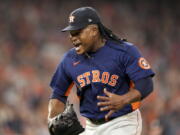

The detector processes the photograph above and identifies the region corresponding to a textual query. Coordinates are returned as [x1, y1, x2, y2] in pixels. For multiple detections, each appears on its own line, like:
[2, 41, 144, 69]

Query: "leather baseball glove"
[48, 103, 84, 135]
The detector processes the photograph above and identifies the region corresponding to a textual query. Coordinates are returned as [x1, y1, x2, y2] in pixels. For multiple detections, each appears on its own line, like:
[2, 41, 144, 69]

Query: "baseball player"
[48, 7, 155, 135]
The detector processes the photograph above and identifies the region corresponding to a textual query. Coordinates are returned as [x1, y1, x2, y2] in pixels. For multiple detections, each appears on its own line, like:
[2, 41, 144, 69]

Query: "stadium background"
[0, 0, 179, 135]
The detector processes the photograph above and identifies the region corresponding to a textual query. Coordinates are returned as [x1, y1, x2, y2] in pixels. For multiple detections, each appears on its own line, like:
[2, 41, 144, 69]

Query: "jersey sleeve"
[50, 53, 73, 103]
[123, 45, 155, 81]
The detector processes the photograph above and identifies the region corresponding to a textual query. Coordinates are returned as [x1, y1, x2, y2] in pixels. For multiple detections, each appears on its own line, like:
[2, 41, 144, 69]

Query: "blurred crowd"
[0, 0, 179, 135]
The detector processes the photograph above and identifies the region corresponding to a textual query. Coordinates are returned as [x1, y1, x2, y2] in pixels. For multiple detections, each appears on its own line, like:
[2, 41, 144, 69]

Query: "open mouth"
[74, 43, 82, 51]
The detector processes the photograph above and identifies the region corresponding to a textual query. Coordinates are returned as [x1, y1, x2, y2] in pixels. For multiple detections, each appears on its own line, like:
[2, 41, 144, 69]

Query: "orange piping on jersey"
[130, 81, 141, 110]
[131, 101, 141, 110]
[77, 95, 81, 100]
[130, 81, 135, 88]
[65, 82, 74, 96]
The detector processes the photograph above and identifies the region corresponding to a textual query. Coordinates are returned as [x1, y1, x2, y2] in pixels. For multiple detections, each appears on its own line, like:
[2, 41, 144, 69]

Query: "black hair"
[98, 22, 127, 43]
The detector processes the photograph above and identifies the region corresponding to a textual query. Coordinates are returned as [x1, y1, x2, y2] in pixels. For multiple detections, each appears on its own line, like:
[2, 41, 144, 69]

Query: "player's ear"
[91, 24, 99, 37]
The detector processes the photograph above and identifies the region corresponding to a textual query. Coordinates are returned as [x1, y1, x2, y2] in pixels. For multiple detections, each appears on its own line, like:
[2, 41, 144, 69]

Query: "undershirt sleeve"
[134, 76, 154, 99]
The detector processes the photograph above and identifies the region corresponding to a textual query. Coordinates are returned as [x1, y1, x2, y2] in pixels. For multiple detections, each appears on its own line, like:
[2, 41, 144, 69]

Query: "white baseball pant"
[79, 109, 142, 135]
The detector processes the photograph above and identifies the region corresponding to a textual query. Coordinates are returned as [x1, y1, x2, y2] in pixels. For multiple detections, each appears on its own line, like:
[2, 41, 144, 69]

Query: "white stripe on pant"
[79, 109, 142, 135]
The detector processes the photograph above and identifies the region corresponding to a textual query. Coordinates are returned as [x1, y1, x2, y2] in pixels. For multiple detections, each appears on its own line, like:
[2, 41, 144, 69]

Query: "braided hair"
[98, 22, 127, 43]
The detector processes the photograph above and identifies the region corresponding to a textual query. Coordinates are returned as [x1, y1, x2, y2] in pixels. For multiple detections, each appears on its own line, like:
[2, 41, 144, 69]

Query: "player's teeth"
[75, 46, 81, 51]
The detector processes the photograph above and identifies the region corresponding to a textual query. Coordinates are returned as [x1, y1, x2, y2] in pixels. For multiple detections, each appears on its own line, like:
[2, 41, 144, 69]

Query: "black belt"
[88, 117, 115, 125]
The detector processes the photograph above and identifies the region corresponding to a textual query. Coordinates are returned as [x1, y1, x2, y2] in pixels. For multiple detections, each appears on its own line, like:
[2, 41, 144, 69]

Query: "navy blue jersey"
[50, 40, 155, 119]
